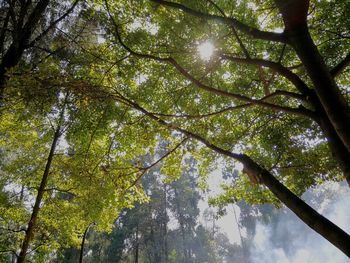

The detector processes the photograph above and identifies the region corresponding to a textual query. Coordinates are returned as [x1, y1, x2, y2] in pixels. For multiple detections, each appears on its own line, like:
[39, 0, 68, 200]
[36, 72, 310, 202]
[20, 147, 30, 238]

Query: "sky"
[199, 167, 350, 262]
[249, 182, 350, 263]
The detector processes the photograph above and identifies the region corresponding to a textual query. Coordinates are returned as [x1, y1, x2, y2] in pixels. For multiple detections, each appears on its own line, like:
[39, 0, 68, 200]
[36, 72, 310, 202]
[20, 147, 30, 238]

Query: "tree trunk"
[241, 154, 350, 257]
[79, 223, 95, 263]
[276, 0, 350, 154]
[0, 0, 50, 105]
[17, 106, 64, 263]
[317, 113, 350, 186]
[174, 187, 186, 263]
[134, 224, 139, 263]
[163, 184, 168, 263]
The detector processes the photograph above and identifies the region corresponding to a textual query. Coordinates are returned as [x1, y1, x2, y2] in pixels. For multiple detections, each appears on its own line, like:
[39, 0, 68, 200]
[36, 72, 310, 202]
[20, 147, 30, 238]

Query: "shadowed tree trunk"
[79, 222, 96, 263]
[0, 0, 50, 103]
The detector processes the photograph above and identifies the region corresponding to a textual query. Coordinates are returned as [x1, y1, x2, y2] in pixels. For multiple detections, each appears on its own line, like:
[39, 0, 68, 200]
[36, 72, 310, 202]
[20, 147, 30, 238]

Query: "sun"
[197, 41, 215, 61]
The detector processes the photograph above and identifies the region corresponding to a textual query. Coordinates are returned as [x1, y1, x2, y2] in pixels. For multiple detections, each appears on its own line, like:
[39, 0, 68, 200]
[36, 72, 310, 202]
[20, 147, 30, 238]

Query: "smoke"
[249, 182, 350, 263]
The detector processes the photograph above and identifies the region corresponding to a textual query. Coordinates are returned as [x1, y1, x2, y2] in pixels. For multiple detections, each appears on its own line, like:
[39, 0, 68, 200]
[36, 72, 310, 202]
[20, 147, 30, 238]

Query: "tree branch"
[167, 57, 315, 118]
[221, 54, 311, 96]
[104, 6, 313, 119]
[330, 52, 350, 78]
[110, 92, 350, 257]
[149, 0, 287, 43]
[127, 137, 188, 189]
[206, 0, 251, 58]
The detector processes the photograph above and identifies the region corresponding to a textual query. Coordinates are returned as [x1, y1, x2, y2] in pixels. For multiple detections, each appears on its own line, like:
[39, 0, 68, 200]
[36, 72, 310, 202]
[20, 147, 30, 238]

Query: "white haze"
[250, 182, 350, 263]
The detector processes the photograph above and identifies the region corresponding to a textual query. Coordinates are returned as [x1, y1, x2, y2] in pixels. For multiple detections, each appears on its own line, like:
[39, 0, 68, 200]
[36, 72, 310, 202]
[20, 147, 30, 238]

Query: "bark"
[241, 154, 350, 257]
[17, 108, 64, 263]
[276, 0, 350, 154]
[312, 95, 350, 186]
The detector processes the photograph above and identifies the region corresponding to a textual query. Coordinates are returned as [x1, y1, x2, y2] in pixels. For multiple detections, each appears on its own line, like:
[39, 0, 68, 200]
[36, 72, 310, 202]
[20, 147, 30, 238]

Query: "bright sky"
[198, 168, 243, 245]
[197, 41, 215, 61]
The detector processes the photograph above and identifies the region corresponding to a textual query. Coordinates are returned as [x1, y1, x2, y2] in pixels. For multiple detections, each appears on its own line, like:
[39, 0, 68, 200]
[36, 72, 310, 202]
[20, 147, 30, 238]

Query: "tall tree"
[0, 0, 80, 104]
[94, 0, 350, 256]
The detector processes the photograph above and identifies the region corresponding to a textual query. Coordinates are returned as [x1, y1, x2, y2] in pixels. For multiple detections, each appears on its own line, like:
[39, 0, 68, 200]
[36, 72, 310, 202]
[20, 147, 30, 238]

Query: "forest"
[0, 0, 350, 262]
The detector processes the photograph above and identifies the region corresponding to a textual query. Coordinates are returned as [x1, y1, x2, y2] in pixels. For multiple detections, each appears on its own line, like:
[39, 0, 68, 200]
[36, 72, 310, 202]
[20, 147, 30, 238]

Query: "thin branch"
[207, 0, 250, 58]
[0, 227, 27, 233]
[127, 137, 188, 189]
[167, 57, 314, 118]
[149, 89, 305, 119]
[109, 25, 313, 118]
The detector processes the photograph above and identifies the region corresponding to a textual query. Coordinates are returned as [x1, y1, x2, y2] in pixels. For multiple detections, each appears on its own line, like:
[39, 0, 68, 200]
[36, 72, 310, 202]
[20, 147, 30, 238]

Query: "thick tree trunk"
[304, 91, 350, 185]
[276, 0, 350, 154]
[291, 26, 350, 154]
[241, 154, 350, 257]
[317, 114, 350, 186]
[0, 45, 23, 104]
[17, 109, 64, 263]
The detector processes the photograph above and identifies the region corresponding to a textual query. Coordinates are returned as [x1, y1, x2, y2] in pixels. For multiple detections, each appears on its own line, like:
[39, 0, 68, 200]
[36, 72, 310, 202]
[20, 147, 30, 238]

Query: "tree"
[73, 154, 229, 263]
[2, 0, 350, 259]
[0, 0, 80, 104]
[94, 0, 350, 256]
[0, 73, 156, 261]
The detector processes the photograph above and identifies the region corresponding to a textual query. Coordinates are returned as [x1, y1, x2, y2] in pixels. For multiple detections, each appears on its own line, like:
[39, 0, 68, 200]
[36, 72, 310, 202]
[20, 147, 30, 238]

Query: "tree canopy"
[1, 0, 350, 261]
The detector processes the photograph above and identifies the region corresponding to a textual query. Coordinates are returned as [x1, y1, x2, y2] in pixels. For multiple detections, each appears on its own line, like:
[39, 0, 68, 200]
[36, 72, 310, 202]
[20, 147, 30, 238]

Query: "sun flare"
[198, 41, 215, 61]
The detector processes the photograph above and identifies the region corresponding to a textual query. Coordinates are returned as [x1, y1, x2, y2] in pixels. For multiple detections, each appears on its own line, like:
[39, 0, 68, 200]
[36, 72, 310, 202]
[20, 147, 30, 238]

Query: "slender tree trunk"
[232, 205, 247, 262]
[135, 224, 139, 263]
[241, 154, 350, 257]
[174, 187, 186, 263]
[163, 184, 168, 263]
[79, 222, 95, 263]
[17, 106, 64, 263]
